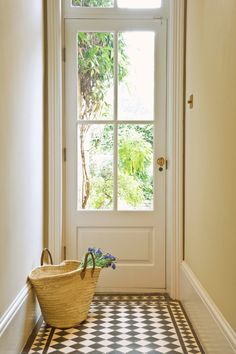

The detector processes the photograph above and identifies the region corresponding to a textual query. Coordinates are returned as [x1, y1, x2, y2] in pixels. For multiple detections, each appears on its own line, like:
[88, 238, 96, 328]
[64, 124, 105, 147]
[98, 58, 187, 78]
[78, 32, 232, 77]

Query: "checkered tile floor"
[22, 294, 204, 354]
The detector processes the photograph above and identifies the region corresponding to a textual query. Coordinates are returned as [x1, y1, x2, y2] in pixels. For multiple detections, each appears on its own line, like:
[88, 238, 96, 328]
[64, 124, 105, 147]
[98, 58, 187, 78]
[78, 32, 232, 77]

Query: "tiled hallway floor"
[22, 294, 204, 354]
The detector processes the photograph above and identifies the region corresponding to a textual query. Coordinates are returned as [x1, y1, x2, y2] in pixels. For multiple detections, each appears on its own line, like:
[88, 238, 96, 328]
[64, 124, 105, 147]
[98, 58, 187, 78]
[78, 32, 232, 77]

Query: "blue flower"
[95, 248, 103, 256]
[85, 247, 117, 270]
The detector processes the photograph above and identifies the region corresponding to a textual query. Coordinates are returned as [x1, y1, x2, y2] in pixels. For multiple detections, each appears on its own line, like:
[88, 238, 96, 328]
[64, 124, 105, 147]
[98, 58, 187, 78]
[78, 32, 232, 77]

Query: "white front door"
[65, 19, 167, 291]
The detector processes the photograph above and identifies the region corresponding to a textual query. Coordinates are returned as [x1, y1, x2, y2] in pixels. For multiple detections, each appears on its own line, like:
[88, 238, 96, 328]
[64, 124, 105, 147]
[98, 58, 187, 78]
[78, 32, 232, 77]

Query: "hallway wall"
[0, 0, 45, 351]
[184, 0, 236, 333]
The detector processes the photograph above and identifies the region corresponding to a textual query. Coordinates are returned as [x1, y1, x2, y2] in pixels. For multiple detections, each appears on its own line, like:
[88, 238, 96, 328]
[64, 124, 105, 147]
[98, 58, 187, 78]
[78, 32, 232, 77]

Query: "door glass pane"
[118, 32, 155, 121]
[72, 0, 114, 7]
[117, 0, 161, 8]
[118, 124, 154, 210]
[77, 124, 113, 210]
[77, 32, 114, 120]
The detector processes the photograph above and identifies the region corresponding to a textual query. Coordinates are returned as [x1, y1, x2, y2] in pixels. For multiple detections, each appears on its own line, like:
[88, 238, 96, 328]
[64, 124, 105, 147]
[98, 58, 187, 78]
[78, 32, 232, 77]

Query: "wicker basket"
[29, 249, 101, 328]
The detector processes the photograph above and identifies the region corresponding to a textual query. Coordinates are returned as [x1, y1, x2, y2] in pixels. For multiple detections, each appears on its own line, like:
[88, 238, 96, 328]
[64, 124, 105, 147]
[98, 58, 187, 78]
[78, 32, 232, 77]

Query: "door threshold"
[95, 287, 167, 294]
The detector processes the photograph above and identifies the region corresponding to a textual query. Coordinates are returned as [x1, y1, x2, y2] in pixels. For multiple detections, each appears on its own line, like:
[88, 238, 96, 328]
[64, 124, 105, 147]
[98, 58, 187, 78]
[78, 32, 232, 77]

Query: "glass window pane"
[117, 0, 161, 8]
[77, 32, 114, 120]
[118, 32, 155, 121]
[77, 124, 113, 210]
[72, 0, 114, 7]
[118, 124, 154, 210]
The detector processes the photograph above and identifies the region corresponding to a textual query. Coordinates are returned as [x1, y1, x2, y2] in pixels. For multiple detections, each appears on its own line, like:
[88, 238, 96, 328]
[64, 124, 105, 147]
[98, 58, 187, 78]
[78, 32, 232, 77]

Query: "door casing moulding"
[47, 0, 185, 297]
[47, 0, 63, 264]
[166, 0, 185, 299]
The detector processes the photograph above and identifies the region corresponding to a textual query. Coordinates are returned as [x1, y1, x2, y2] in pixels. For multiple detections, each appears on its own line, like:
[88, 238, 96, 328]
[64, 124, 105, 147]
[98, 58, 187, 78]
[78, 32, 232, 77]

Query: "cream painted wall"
[0, 0, 44, 318]
[185, 0, 236, 331]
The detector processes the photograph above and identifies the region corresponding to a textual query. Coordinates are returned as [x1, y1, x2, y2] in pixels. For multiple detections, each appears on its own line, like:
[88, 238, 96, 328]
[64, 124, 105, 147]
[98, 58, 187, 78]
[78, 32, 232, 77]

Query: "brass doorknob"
[157, 157, 165, 167]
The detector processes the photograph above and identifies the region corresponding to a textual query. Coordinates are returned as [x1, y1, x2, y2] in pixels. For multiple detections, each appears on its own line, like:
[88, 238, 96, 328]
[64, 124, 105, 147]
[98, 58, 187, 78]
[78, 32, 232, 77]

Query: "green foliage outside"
[118, 125, 153, 207]
[73, 0, 113, 7]
[78, 32, 113, 121]
[85, 124, 153, 210]
[77, 30, 129, 209]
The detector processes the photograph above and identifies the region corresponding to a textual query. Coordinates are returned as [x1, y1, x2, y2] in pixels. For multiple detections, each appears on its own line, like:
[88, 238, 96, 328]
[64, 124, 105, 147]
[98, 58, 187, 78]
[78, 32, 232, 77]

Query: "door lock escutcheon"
[157, 157, 166, 171]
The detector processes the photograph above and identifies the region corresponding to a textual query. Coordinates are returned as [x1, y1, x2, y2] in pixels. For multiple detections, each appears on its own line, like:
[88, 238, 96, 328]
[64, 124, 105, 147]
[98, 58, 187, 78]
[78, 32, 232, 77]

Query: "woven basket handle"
[40, 248, 53, 266]
[81, 252, 95, 273]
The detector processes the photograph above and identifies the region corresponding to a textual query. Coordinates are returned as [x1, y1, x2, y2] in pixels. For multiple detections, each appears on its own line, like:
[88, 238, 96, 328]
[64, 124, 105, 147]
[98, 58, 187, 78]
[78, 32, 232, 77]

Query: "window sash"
[76, 28, 157, 210]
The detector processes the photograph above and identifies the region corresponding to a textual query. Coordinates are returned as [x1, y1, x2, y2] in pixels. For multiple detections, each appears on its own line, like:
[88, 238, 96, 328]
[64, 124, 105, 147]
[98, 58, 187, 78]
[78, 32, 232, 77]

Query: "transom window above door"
[72, 0, 162, 9]
[64, 0, 168, 19]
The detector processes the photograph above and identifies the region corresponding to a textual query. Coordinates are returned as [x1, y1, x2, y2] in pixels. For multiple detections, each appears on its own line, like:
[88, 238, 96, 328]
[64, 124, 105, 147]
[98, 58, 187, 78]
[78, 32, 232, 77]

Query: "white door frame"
[46, 0, 185, 299]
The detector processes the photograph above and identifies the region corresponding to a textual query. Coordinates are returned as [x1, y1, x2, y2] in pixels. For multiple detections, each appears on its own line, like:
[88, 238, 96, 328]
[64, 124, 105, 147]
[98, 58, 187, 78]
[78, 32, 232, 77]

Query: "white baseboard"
[180, 261, 236, 354]
[0, 283, 41, 354]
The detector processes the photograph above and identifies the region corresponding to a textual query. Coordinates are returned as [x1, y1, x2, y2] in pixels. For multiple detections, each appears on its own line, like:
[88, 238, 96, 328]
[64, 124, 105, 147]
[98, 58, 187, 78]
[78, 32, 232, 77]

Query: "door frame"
[46, 0, 185, 299]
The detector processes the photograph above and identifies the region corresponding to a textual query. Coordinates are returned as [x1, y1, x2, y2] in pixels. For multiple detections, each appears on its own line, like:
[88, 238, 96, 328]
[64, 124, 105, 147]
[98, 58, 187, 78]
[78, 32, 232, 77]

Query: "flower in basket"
[80, 247, 117, 270]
